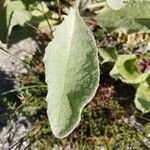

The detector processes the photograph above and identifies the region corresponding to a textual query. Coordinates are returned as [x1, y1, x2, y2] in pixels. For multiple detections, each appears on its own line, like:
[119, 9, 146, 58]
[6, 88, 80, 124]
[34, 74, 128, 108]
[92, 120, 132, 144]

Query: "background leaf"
[0, 0, 26, 42]
[43, 9, 100, 138]
[95, 0, 150, 33]
[99, 47, 117, 63]
[0, 0, 54, 43]
[110, 54, 149, 84]
[135, 76, 150, 113]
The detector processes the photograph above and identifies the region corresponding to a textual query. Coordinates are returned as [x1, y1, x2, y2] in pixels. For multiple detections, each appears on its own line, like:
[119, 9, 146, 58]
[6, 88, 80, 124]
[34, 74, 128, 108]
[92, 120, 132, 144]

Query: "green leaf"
[0, 41, 6, 49]
[135, 76, 150, 113]
[99, 47, 117, 63]
[28, 2, 56, 33]
[0, 0, 26, 42]
[95, 0, 150, 33]
[0, 0, 54, 43]
[110, 54, 149, 84]
[8, 10, 31, 37]
[43, 9, 100, 138]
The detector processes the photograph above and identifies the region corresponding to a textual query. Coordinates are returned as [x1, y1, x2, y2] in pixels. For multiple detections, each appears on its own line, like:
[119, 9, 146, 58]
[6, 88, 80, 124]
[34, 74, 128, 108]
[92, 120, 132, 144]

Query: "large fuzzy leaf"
[43, 9, 100, 138]
[110, 54, 149, 84]
[95, 0, 150, 33]
[135, 76, 150, 113]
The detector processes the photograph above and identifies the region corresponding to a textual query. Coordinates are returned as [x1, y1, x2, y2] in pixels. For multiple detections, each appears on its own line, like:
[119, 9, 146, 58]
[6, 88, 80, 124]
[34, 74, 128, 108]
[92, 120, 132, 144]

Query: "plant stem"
[0, 85, 47, 96]
[0, 46, 27, 65]
[75, 0, 81, 9]
[39, 2, 53, 33]
[57, 0, 61, 20]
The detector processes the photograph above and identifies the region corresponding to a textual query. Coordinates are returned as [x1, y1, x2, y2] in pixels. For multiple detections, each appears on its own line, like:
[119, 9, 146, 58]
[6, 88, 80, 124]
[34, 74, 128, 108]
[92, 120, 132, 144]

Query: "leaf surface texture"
[95, 0, 150, 33]
[43, 9, 99, 138]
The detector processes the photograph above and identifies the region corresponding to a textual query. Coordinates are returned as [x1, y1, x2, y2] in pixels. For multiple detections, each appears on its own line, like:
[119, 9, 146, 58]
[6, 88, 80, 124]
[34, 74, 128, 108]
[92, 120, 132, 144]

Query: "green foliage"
[95, 0, 150, 33]
[135, 76, 150, 113]
[99, 47, 117, 63]
[96, 0, 150, 114]
[16, 58, 149, 148]
[110, 54, 149, 84]
[20, 74, 150, 149]
[0, 0, 54, 43]
[0, 0, 26, 42]
[99, 47, 150, 113]
[0, 0, 150, 144]
[43, 9, 100, 138]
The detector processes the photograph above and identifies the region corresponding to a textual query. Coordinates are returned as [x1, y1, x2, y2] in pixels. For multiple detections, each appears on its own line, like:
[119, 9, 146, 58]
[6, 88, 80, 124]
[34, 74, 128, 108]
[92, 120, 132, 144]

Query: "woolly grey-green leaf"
[43, 9, 100, 138]
[95, 0, 150, 33]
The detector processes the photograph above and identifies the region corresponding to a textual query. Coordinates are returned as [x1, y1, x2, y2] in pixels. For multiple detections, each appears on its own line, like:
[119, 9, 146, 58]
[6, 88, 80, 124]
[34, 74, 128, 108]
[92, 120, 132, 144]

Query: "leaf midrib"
[57, 10, 77, 132]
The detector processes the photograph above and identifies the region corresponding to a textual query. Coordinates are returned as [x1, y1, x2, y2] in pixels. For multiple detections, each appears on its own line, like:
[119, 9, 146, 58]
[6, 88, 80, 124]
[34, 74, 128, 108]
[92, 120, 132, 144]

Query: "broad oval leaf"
[135, 76, 150, 113]
[43, 9, 100, 138]
[95, 0, 150, 33]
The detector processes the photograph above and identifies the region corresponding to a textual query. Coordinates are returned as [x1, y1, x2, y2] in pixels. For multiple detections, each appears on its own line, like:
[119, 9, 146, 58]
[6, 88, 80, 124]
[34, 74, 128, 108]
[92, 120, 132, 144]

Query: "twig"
[75, 0, 81, 9]
[135, 114, 150, 122]
[39, 2, 53, 33]
[57, 0, 62, 20]
[8, 135, 28, 150]
[0, 46, 27, 65]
